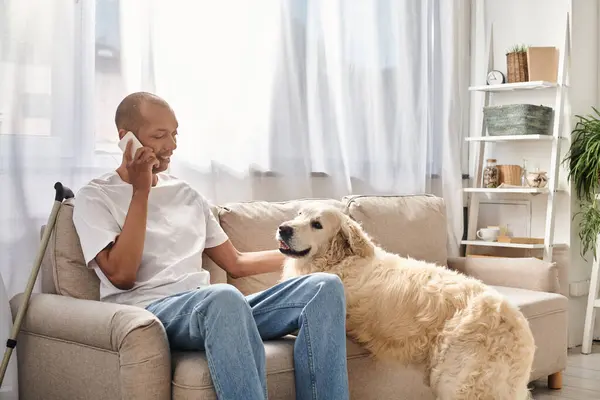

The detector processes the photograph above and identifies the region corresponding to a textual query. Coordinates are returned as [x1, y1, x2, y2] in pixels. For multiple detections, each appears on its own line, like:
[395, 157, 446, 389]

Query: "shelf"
[463, 187, 549, 194]
[461, 240, 545, 249]
[465, 134, 561, 142]
[468, 81, 558, 92]
[461, 240, 567, 250]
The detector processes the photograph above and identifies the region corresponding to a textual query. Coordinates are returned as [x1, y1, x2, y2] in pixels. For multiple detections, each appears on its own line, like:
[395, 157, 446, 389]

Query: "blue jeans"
[145, 273, 349, 400]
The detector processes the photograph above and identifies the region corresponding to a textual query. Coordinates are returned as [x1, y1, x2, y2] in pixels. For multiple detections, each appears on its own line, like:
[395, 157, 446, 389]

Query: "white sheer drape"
[0, 0, 469, 299]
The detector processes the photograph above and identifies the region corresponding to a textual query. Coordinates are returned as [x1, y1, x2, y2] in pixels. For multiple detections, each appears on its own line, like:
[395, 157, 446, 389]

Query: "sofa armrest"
[10, 292, 171, 399]
[447, 256, 560, 293]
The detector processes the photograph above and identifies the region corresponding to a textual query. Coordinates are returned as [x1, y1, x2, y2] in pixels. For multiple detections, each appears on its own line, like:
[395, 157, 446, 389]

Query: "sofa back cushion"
[41, 199, 101, 300]
[42, 194, 448, 299]
[344, 195, 448, 266]
[218, 199, 346, 295]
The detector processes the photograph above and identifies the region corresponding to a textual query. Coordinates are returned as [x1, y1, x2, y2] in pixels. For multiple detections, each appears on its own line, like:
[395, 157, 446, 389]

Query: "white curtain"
[0, 0, 470, 298]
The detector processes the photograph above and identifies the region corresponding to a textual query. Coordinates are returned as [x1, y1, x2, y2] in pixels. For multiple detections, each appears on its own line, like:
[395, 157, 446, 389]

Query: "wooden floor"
[531, 343, 600, 399]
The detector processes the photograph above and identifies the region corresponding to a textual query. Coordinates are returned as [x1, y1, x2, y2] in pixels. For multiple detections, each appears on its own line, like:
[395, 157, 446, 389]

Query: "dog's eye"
[311, 221, 323, 230]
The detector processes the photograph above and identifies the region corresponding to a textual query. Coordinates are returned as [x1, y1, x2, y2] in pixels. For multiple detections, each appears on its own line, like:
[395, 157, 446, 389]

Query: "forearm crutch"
[0, 182, 74, 388]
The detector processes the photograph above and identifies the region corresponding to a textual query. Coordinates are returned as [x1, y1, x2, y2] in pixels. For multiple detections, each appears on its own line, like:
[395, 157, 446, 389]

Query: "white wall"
[470, 0, 599, 347]
[567, 0, 600, 347]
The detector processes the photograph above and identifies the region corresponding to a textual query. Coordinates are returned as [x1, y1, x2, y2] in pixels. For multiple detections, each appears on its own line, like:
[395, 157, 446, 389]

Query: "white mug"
[476, 227, 500, 242]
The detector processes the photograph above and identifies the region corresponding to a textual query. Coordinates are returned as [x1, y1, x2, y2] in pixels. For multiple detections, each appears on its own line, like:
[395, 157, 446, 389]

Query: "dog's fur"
[277, 204, 536, 400]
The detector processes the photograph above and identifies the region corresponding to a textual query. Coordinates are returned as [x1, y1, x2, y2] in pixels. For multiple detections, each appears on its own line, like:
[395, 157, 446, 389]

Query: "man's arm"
[196, 189, 284, 278]
[94, 189, 149, 290]
[90, 144, 159, 290]
[204, 240, 285, 278]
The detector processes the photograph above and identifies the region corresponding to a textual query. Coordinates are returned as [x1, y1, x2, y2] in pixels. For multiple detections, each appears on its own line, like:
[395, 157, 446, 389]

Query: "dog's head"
[276, 204, 375, 265]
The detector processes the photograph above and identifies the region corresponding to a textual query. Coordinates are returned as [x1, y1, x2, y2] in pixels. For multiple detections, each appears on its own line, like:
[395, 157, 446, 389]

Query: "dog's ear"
[339, 218, 374, 258]
[325, 231, 350, 265]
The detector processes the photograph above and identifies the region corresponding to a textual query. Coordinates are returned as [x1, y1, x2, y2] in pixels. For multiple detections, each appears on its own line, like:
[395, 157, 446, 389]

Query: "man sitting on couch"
[72, 92, 349, 400]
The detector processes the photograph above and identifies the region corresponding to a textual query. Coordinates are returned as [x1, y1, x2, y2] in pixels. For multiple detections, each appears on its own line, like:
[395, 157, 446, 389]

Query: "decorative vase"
[507, 51, 529, 83]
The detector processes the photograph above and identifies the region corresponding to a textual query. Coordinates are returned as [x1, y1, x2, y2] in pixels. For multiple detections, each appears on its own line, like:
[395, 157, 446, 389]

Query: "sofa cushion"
[344, 195, 448, 266]
[172, 337, 296, 399]
[217, 199, 345, 295]
[171, 337, 434, 400]
[449, 257, 561, 294]
[42, 199, 100, 300]
[491, 285, 568, 320]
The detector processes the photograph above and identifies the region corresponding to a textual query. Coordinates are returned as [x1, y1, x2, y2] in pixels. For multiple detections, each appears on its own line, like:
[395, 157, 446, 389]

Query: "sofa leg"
[548, 371, 562, 390]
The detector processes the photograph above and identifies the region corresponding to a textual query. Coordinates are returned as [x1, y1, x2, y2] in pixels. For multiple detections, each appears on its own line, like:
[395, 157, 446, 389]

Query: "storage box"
[527, 47, 559, 83]
[484, 104, 553, 136]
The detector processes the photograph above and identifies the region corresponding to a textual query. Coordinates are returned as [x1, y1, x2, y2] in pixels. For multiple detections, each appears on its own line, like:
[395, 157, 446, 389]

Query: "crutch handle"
[54, 182, 74, 202]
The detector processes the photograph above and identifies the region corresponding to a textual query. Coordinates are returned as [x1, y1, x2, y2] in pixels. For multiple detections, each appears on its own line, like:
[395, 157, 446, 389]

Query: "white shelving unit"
[469, 80, 559, 92]
[464, 187, 552, 194]
[462, 240, 547, 249]
[463, 14, 570, 262]
[466, 134, 562, 143]
[583, 193, 600, 354]
[583, 219, 600, 354]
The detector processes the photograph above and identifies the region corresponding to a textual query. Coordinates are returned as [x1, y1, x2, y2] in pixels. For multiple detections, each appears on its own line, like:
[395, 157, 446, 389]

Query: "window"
[266, 2, 453, 177]
[0, 1, 53, 137]
[94, 0, 124, 150]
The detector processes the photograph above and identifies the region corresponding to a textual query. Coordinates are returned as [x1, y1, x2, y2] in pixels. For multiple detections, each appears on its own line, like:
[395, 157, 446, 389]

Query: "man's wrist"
[132, 188, 151, 198]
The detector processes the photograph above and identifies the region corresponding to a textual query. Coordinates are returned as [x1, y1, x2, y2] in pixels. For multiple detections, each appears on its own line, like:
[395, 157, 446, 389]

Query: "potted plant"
[506, 44, 529, 83]
[563, 106, 600, 260]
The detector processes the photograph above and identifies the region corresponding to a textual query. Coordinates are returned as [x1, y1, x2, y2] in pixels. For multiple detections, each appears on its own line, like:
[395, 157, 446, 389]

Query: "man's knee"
[306, 273, 345, 303]
[204, 283, 249, 312]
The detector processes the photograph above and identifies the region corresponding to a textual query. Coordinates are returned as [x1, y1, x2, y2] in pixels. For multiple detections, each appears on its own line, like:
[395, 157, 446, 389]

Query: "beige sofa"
[10, 194, 568, 399]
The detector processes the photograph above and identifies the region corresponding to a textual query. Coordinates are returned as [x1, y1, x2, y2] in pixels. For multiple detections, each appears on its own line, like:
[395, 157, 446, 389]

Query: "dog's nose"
[278, 225, 293, 239]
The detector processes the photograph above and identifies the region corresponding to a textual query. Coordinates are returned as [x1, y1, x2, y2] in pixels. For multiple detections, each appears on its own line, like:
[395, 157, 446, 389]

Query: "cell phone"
[118, 131, 143, 159]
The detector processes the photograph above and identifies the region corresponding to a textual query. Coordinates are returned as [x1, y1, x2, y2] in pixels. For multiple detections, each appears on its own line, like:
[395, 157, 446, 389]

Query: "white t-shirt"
[72, 171, 229, 309]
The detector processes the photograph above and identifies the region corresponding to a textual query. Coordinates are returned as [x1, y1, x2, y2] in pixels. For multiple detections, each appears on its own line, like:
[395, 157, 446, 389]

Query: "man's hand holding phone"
[122, 134, 160, 194]
[96, 132, 159, 291]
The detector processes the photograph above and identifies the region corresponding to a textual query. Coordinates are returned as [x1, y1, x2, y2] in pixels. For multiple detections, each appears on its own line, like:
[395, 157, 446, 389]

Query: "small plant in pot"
[506, 44, 529, 83]
[563, 106, 600, 260]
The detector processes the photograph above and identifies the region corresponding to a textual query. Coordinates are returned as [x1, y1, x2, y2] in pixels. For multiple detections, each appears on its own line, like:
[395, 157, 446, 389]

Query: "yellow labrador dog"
[277, 204, 535, 400]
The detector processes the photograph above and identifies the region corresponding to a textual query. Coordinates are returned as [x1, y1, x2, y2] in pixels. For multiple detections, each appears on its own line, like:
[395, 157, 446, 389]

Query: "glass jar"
[520, 159, 528, 187]
[483, 158, 498, 188]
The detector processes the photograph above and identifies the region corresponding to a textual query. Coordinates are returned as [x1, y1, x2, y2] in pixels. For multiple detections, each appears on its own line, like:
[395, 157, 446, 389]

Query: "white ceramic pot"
[0, 273, 18, 399]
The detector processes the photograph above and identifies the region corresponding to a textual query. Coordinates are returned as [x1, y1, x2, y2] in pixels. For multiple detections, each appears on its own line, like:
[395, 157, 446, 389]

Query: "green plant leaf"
[563, 107, 600, 203]
[506, 43, 529, 54]
[575, 199, 600, 261]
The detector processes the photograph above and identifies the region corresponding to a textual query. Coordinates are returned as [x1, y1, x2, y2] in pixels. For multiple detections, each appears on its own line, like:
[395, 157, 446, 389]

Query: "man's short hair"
[114, 92, 171, 131]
